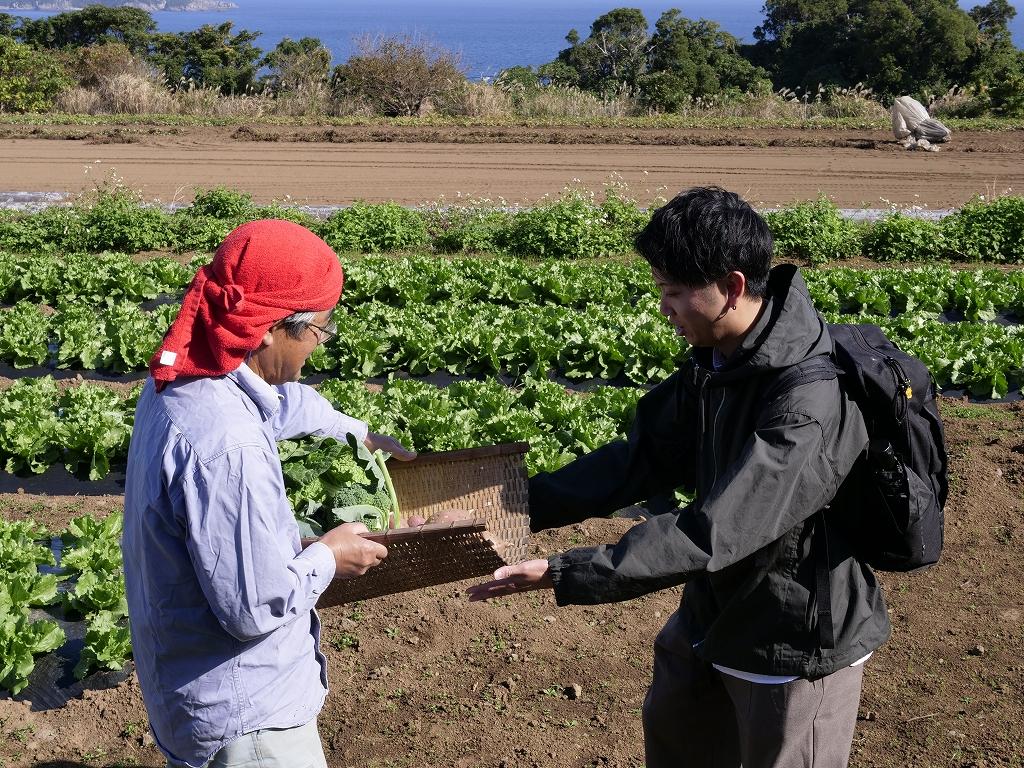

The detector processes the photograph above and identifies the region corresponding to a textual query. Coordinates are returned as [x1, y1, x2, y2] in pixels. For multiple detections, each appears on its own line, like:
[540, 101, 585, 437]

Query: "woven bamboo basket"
[311, 441, 531, 606]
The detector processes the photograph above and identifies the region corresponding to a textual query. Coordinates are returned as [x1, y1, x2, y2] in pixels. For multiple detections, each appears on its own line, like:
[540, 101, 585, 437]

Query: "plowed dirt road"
[1, 125, 1021, 208]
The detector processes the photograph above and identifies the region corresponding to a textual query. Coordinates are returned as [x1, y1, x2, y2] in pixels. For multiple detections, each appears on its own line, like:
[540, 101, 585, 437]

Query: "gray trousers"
[643, 617, 864, 768]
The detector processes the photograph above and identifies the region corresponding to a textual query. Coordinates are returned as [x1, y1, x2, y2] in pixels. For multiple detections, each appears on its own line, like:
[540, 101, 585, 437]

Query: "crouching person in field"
[468, 188, 888, 768]
[123, 219, 415, 768]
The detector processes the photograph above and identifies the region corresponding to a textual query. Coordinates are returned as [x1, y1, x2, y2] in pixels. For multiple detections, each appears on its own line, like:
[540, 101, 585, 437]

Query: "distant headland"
[0, 1, 236, 10]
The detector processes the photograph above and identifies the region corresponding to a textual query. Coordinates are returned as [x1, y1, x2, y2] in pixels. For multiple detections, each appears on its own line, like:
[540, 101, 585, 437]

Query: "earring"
[731, 304, 737, 310]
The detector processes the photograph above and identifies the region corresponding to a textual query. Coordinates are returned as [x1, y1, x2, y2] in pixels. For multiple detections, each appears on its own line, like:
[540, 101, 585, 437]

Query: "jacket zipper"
[709, 385, 726, 489]
[696, 367, 711, 484]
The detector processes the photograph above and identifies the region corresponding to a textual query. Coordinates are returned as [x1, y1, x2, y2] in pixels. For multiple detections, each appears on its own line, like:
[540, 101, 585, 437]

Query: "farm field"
[0, 125, 1022, 208]
[1, 183, 1023, 768]
[0, 404, 1022, 768]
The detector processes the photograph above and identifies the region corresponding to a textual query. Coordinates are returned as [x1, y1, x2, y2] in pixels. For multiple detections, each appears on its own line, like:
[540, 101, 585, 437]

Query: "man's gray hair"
[280, 311, 317, 340]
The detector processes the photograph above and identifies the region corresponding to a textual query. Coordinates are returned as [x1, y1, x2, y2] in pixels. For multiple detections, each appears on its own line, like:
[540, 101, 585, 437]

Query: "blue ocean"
[13, 0, 1024, 80]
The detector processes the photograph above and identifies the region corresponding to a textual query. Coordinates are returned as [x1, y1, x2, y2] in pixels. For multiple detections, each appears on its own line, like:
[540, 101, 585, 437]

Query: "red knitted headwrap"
[149, 219, 343, 387]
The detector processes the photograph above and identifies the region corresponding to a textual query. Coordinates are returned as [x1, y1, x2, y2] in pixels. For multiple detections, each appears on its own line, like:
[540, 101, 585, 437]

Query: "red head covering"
[149, 219, 343, 387]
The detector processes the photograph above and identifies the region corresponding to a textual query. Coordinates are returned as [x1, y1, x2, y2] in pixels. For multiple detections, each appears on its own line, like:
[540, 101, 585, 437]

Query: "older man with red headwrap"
[123, 220, 414, 768]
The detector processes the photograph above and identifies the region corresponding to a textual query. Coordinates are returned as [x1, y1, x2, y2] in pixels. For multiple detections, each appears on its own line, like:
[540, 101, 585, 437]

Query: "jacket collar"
[226, 363, 283, 420]
[694, 264, 832, 384]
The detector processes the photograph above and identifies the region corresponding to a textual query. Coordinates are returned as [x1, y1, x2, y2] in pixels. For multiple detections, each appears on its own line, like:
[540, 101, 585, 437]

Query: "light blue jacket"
[123, 364, 367, 767]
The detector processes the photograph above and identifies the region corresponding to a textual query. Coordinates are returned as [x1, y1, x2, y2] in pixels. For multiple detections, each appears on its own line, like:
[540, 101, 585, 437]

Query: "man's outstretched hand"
[465, 559, 553, 602]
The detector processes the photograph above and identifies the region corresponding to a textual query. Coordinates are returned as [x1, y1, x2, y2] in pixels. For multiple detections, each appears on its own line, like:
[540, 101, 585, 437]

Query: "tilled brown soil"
[0, 125, 1022, 208]
[0, 397, 1022, 768]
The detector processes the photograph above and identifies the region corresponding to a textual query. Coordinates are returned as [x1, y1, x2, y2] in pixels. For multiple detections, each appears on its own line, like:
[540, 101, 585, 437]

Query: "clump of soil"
[1, 397, 1021, 768]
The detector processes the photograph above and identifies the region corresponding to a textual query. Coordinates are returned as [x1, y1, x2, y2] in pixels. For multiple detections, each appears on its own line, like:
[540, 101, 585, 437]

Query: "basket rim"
[300, 518, 488, 550]
[387, 441, 530, 469]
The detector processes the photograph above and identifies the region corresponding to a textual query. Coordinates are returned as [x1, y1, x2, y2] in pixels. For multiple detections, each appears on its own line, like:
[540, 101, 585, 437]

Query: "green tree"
[856, 0, 975, 95]
[753, 0, 1020, 100]
[536, 59, 580, 88]
[260, 36, 332, 93]
[0, 13, 20, 37]
[17, 4, 155, 55]
[641, 11, 770, 109]
[150, 22, 262, 94]
[494, 65, 544, 106]
[0, 36, 73, 112]
[753, 0, 857, 90]
[964, 0, 1024, 115]
[550, 8, 650, 94]
[331, 35, 465, 116]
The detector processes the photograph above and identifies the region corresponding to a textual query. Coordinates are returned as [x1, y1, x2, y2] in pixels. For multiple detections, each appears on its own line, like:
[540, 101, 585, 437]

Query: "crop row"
[3, 299, 1024, 491]
[6, 247, 1024, 323]
[1, 185, 1023, 262]
[346, 260, 1024, 320]
[3, 293, 1024, 395]
[0, 514, 130, 696]
[0, 298, 684, 382]
[0, 301, 178, 372]
[0, 376, 643, 483]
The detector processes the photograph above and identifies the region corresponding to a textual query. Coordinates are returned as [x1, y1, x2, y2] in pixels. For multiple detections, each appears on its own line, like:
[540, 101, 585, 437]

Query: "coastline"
[0, 1, 235, 10]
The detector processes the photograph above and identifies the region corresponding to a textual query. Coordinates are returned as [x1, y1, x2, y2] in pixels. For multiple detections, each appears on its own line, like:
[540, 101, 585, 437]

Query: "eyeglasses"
[306, 319, 338, 345]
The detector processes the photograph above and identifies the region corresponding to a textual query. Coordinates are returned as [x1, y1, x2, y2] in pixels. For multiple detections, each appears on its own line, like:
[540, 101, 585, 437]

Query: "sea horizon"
[8, 0, 1024, 81]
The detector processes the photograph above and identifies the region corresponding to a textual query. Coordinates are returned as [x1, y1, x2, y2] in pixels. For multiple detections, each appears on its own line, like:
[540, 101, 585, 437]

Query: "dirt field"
[0, 398, 1022, 768]
[0, 125, 1022, 209]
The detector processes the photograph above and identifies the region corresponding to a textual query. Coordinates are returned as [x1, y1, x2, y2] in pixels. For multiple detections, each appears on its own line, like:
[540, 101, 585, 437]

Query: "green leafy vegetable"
[73, 610, 132, 680]
[281, 433, 398, 536]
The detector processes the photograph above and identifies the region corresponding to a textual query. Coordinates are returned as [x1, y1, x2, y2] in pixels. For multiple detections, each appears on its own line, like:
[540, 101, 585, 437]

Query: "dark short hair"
[635, 187, 772, 298]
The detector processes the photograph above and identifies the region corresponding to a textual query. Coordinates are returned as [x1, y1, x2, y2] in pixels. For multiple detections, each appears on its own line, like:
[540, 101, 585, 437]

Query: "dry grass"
[928, 85, 988, 119]
[100, 72, 175, 115]
[173, 84, 271, 118]
[47, 77, 907, 124]
[515, 85, 639, 119]
[54, 86, 101, 114]
[55, 46, 176, 115]
[658, 84, 887, 122]
[435, 81, 515, 118]
[55, 71, 173, 115]
[269, 82, 334, 117]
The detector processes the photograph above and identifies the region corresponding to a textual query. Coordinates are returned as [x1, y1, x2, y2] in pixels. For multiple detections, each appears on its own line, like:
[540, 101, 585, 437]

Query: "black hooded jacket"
[529, 265, 890, 678]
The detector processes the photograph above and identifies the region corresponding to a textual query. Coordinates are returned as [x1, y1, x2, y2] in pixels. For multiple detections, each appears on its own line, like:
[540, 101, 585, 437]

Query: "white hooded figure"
[891, 96, 951, 144]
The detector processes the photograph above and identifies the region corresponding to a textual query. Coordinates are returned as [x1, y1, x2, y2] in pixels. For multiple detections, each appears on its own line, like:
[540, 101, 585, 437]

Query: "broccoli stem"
[375, 450, 401, 528]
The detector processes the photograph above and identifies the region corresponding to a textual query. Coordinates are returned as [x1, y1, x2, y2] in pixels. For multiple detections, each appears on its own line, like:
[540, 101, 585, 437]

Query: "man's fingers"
[465, 559, 553, 601]
[465, 575, 525, 602]
[365, 432, 417, 461]
[390, 443, 417, 461]
[465, 581, 508, 602]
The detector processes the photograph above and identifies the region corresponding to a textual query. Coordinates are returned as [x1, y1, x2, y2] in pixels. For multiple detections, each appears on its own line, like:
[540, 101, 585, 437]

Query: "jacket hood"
[693, 264, 830, 384]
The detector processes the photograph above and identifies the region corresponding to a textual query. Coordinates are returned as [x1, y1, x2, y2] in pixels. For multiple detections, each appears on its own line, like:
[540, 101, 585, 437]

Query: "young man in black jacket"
[467, 187, 888, 768]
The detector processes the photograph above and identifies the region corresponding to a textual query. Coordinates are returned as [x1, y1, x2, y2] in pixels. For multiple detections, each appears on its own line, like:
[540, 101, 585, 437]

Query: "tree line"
[517, 0, 1022, 115]
[0, 1, 1020, 117]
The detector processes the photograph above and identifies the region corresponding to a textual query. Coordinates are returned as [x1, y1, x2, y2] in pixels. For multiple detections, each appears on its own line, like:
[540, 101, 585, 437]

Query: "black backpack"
[769, 323, 949, 573]
[768, 324, 948, 650]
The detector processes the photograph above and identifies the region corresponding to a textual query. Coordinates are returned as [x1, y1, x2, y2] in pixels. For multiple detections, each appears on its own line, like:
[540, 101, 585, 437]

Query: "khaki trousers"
[167, 718, 328, 768]
[643, 617, 864, 768]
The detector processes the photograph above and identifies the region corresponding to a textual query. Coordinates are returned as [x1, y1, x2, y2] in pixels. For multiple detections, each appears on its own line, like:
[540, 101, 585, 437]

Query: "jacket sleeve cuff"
[297, 541, 337, 595]
[547, 548, 600, 607]
[329, 412, 368, 445]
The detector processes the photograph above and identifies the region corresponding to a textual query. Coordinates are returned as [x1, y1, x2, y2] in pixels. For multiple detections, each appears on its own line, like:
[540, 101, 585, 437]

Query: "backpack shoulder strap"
[764, 353, 844, 652]
[764, 354, 841, 406]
